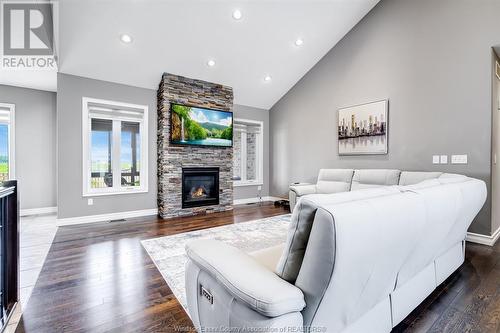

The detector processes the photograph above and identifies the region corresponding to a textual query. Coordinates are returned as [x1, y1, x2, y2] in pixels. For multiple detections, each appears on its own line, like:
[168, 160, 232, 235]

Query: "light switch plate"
[440, 155, 448, 164]
[88, 198, 94, 206]
[451, 154, 468, 164]
[432, 155, 440, 164]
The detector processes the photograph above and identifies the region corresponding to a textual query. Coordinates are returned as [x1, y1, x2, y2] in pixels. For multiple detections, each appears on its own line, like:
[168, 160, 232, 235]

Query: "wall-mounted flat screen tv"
[170, 103, 233, 147]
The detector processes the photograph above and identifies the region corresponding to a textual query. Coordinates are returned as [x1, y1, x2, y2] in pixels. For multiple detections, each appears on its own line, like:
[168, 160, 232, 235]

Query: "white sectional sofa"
[185, 169, 486, 333]
[290, 169, 445, 212]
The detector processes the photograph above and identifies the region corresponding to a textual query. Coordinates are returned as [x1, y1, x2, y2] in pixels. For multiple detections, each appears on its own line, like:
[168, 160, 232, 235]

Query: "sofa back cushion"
[351, 169, 401, 190]
[398, 174, 468, 191]
[275, 187, 401, 283]
[399, 179, 441, 191]
[295, 191, 427, 330]
[439, 173, 469, 184]
[398, 171, 442, 186]
[295, 177, 486, 330]
[396, 178, 485, 288]
[316, 169, 354, 193]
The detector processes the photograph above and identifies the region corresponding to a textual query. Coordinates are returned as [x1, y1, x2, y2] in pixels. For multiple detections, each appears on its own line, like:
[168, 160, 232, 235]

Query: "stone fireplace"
[157, 73, 233, 218]
[182, 167, 219, 208]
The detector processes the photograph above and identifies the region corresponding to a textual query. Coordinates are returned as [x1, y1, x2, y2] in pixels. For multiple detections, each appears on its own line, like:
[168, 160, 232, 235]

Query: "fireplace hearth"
[182, 167, 219, 208]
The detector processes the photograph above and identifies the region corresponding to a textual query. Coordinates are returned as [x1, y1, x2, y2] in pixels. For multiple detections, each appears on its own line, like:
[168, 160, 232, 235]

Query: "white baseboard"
[466, 226, 500, 246]
[58, 197, 288, 225]
[233, 196, 285, 205]
[20, 206, 57, 216]
[57, 208, 158, 226]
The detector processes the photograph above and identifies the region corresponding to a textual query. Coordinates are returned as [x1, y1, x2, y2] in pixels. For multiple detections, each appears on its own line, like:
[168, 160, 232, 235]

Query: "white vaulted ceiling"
[3, 0, 381, 109]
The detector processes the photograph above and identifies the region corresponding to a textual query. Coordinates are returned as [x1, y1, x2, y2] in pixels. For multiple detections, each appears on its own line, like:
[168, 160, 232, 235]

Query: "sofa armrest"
[186, 239, 305, 317]
[289, 184, 317, 196]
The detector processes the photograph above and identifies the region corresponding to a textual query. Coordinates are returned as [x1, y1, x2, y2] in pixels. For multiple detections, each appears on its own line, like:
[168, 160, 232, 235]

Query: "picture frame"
[338, 99, 388, 155]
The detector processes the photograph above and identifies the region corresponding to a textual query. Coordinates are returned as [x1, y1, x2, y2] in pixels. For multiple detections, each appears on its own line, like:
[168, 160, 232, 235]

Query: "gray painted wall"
[269, 0, 500, 235]
[0, 85, 56, 210]
[57, 74, 268, 218]
[491, 50, 500, 234]
[233, 104, 270, 200]
[57, 73, 157, 218]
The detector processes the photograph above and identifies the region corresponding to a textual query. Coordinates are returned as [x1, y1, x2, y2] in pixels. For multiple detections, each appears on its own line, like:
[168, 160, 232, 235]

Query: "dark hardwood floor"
[15, 203, 500, 333]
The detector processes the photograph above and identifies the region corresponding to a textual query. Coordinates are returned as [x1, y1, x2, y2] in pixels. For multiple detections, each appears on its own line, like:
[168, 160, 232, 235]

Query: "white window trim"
[233, 118, 264, 187]
[0, 103, 15, 179]
[82, 97, 148, 197]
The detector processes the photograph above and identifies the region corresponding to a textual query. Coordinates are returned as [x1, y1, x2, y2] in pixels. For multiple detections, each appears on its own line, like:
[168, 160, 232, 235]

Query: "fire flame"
[192, 187, 205, 198]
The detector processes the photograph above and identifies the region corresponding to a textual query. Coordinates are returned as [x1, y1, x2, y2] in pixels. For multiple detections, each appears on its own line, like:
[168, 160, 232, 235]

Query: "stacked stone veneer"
[157, 73, 234, 218]
[246, 132, 257, 179]
[233, 132, 242, 180]
[233, 128, 257, 181]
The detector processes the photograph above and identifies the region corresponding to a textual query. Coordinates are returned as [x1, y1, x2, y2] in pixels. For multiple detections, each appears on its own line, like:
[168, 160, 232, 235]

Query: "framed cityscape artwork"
[338, 100, 388, 155]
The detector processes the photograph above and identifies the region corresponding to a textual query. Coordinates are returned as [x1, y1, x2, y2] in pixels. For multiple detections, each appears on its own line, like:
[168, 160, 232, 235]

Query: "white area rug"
[141, 214, 291, 312]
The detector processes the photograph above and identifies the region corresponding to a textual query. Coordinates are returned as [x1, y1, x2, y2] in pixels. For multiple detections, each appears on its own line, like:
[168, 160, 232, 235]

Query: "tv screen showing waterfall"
[170, 103, 233, 147]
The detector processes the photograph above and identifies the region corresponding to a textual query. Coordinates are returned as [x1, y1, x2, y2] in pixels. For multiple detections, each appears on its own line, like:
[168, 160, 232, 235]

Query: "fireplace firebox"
[182, 167, 220, 208]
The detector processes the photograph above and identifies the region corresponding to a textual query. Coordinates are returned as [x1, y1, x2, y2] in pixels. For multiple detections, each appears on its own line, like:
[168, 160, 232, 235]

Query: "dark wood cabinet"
[0, 180, 19, 330]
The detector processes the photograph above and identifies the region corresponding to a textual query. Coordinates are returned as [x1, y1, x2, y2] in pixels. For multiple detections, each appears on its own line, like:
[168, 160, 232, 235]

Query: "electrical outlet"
[432, 155, 440, 164]
[257, 185, 262, 191]
[88, 198, 94, 206]
[451, 154, 468, 164]
[440, 155, 448, 164]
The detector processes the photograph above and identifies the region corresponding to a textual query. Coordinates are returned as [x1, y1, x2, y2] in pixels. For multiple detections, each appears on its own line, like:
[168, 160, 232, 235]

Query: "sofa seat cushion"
[289, 184, 317, 196]
[316, 169, 354, 193]
[398, 171, 442, 186]
[275, 187, 401, 283]
[250, 244, 285, 272]
[351, 169, 401, 190]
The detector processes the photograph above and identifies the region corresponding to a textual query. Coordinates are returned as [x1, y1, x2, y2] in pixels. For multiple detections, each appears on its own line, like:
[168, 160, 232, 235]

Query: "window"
[0, 103, 15, 181]
[233, 118, 263, 186]
[82, 97, 148, 196]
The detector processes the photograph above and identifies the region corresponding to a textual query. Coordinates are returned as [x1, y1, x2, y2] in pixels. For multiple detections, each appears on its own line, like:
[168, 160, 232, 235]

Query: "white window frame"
[82, 97, 148, 197]
[233, 118, 264, 187]
[0, 103, 15, 179]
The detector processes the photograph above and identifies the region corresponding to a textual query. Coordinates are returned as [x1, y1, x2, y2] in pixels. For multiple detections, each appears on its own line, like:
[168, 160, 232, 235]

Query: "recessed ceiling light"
[295, 38, 304, 46]
[264, 75, 272, 82]
[120, 34, 132, 43]
[207, 59, 216, 67]
[232, 9, 242, 20]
